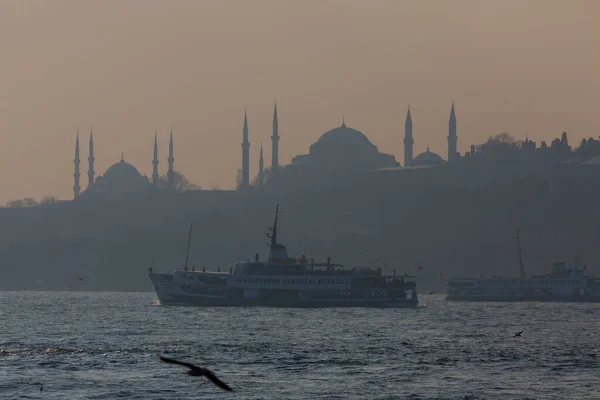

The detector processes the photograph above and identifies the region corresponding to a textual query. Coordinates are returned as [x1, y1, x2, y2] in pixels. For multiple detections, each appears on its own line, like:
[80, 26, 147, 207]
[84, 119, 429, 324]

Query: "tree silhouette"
[5, 195, 58, 208]
[477, 132, 520, 156]
[158, 171, 200, 192]
[40, 196, 58, 205]
[6, 197, 38, 208]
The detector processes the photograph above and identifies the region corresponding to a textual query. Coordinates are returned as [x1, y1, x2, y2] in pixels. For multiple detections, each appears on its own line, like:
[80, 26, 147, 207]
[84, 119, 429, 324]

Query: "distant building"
[90, 156, 151, 199]
[404, 106, 414, 166]
[290, 119, 399, 172]
[448, 102, 458, 161]
[73, 130, 178, 200]
[412, 147, 445, 167]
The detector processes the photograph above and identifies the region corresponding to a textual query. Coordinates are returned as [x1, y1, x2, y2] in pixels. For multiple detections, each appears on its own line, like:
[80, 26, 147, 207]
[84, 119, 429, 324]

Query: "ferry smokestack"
[255, 253, 259, 262]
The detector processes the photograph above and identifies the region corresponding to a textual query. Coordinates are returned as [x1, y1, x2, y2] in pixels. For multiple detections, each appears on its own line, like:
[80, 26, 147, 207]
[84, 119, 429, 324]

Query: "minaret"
[152, 131, 159, 189]
[258, 142, 264, 187]
[167, 128, 175, 191]
[271, 100, 279, 172]
[73, 132, 81, 198]
[87, 127, 95, 189]
[241, 110, 250, 187]
[448, 101, 457, 161]
[404, 106, 414, 166]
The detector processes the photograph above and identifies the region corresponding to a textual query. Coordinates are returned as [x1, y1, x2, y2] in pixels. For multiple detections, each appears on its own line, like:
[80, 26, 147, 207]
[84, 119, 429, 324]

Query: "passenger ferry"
[446, 231, 600, 302]
[148, 204, 418, 308]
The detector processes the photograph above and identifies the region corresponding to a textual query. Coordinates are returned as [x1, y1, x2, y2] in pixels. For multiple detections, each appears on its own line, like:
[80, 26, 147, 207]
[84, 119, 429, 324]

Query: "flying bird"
[513, 330, 523, 338]
[158, 355, 233, 392]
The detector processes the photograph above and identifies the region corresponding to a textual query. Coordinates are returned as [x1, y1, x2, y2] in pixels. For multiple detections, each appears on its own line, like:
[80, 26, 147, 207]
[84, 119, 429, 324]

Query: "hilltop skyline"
[1, 0, 599, 203]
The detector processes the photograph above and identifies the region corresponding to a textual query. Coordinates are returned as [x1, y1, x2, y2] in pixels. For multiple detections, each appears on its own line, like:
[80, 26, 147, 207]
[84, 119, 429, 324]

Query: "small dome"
[412, 148, 444, 166]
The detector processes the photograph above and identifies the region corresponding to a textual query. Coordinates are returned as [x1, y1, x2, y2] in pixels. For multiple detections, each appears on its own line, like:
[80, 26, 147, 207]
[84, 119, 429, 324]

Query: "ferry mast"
[184, 222, 193, 270]
[266, 203, 280, 247]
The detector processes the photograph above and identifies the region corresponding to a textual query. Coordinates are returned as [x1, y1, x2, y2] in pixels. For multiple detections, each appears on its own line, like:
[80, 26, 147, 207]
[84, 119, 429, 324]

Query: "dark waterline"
[0, 292, 598, 399]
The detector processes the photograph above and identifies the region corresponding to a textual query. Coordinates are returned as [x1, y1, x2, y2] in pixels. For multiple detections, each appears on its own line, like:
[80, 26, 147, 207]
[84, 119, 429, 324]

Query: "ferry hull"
[446, 295, 600, 303]
[156, 292, 419, 308]
[150, 273, 418, 308]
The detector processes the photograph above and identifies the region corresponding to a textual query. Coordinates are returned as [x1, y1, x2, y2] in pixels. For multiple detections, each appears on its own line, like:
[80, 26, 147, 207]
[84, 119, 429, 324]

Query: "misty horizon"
[1, 0, 599, 203]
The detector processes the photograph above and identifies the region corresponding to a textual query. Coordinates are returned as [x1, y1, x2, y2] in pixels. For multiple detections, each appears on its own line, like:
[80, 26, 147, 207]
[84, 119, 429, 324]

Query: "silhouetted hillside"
[1, 164, 599, 291]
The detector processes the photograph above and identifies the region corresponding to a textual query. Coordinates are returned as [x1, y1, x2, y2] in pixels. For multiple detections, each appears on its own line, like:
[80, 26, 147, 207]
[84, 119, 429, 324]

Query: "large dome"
[103, 159, 144, 179]
[91, 158, 150, 199]
[289, 121, 398, 171]
[412, 148, 445, 166]
[308, 122, 379, 160]
[312, 123, 376, 151]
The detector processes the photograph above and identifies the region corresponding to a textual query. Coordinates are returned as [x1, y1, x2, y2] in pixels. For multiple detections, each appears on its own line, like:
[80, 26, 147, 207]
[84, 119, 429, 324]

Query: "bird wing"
[158, 355, 198, 370]
[204, 370, 234, 392]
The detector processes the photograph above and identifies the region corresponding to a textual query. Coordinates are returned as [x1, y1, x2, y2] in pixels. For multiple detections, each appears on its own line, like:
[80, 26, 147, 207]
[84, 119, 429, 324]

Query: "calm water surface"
[0, 292, 598, 399]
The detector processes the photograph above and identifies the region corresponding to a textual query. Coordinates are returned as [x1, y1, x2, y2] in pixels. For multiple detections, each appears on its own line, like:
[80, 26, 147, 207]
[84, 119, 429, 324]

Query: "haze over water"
[1, 0, 599, 203]
[1, 292, 598, 399]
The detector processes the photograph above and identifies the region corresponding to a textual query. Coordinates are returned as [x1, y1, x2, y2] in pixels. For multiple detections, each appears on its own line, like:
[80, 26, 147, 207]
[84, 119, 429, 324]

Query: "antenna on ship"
[266, 203, 280, 247]
[184, 222, 193, 270]
[515, 229, 526, 279]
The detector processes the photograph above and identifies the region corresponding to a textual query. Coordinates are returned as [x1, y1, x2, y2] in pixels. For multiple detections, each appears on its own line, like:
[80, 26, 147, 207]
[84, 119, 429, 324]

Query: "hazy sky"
[1, 0, 599, 202]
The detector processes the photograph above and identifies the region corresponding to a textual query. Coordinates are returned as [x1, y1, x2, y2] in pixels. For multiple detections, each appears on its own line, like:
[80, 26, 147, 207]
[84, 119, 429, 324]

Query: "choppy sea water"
[0, 292, 598, 399]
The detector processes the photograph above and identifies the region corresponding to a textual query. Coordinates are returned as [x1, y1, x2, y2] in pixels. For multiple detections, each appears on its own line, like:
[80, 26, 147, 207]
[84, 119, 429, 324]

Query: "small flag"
[439, 272, 444, 276]
[417, 265, 423, 271]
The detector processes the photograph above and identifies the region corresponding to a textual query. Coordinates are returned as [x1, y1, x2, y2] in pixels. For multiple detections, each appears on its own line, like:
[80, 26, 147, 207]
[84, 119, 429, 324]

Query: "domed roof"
[103, 159, 144, 178]
[309, 122, 379, 159]
[289, 121, 399, 172]
[412, 148, 445, 166]
[313, 122, 375, 149]
[91, 156, 150, 199]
